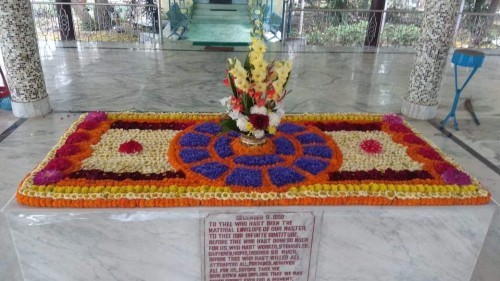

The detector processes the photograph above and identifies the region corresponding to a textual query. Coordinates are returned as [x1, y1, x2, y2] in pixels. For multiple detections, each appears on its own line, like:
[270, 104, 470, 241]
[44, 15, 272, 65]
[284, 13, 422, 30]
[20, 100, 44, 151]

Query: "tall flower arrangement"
[220, 38, 293, 139]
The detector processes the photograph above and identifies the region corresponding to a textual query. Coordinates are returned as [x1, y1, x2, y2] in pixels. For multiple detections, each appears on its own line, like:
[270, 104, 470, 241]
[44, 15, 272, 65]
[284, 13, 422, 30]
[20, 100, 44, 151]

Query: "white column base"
[401, 99, 438, 120]
[11, 96, 51, 118]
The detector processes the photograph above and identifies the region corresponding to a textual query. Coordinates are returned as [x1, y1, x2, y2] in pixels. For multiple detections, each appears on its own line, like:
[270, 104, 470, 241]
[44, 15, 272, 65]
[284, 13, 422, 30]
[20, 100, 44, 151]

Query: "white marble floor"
[0, 42, 499, 280]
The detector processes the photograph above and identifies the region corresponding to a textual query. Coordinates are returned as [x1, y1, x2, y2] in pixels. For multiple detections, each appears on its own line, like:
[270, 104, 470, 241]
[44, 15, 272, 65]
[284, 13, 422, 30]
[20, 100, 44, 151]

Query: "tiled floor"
[0, 41, 499, 280]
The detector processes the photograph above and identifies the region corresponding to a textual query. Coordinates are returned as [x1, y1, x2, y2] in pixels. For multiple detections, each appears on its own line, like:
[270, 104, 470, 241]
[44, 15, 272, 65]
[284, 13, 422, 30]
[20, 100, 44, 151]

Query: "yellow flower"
[254, 82, 267, 93]
[235, 79, 249, 92]
[249, 52, 263, 65]
[278, 69, 290, 80]
[273, 82, 283, 95]
[252, 72, 266, 83]
[252, 59, 268, 71]
[246, 122, 254, 131]
[251, 38, 267, 53]
[268, 126, 276, 134]
[251, 68, 266, 83]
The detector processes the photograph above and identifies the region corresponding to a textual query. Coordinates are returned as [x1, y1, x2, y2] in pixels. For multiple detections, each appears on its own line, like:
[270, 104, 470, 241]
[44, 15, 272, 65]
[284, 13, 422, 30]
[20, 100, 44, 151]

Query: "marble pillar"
[401, 0, 460, 120]
[0, 0, 51, 118]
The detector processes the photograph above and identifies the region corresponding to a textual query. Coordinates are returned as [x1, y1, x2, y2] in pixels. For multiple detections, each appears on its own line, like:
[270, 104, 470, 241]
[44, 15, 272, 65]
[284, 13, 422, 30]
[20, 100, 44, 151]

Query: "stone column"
[0, 0, 51, 118]
[401, 0, 460, 120]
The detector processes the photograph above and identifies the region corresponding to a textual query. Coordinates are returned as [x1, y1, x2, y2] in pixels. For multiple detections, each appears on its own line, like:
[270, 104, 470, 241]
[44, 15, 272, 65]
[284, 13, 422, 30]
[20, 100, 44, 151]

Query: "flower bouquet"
[220, 38, 293, 145]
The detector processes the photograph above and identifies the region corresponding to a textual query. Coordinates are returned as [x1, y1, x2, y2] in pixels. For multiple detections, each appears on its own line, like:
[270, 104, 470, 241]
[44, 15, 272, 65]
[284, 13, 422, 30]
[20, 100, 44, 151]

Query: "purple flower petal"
[294, 157, 329, 175]
[268, 167, 305, 187]
[273, 137, 295, 155]
[383, 114, 403, 124]
[180, 133, 211, 147]
[33, 169, 64, 185]
[278, 123, 306, 134]
[226, 168, 262, 187]
[303, 145, 332, 158]
[442, 168, 472, 185]
[214, 136, 234, 158]
[233, 155, 284, 166]
[85, 111, 107, 122]
[296, 133, 325, 144]
[192, 162, 228, 180]
[195, 122, 222, 135]
[179, 149, 210, 163]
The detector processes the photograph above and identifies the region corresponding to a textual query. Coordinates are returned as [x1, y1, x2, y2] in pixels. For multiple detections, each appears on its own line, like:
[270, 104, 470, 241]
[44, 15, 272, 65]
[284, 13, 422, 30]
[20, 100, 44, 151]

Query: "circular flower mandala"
[169, 122, 342, 191]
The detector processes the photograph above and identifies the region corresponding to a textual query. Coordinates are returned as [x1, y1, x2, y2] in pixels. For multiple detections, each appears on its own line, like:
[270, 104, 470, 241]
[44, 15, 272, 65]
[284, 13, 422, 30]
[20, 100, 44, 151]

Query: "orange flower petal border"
[16, 112, 491, 208]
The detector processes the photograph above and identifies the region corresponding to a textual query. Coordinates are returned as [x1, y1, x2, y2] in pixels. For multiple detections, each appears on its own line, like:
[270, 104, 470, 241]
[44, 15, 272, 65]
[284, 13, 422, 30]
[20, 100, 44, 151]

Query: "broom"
[464, 97, 480, 125]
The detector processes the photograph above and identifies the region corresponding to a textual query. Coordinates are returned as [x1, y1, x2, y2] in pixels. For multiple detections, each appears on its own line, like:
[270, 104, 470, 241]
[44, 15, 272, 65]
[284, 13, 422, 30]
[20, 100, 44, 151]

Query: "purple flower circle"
[226, 168, 262, 187]
[191, 162, 229, 180]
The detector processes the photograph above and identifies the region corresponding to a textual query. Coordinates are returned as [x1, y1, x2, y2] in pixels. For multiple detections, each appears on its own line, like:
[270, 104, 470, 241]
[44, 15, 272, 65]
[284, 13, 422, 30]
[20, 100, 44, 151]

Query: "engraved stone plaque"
[203, 212, 317, 281]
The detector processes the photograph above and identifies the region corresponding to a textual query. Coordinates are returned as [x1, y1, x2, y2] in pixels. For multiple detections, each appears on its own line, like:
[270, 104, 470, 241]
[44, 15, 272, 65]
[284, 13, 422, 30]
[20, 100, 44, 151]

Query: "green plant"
[306, 21, 421, 47]
[306, 21, 367, 46]
[381, 23, 420, 46]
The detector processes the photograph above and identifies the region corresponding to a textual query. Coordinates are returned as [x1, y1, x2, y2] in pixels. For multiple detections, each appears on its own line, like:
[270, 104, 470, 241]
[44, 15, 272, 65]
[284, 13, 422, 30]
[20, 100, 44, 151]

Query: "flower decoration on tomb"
[16, 112, 491, 208]
[220, 37, 292, 140]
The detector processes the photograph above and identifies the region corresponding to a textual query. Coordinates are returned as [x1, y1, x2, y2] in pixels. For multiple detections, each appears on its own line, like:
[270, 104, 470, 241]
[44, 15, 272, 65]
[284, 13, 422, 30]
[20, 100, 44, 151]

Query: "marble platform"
[2, 203, 496, 281]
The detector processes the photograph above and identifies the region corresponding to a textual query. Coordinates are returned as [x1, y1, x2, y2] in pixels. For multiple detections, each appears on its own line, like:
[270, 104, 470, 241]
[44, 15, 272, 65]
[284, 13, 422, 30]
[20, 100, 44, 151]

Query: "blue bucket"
[0, 97, 12, 110]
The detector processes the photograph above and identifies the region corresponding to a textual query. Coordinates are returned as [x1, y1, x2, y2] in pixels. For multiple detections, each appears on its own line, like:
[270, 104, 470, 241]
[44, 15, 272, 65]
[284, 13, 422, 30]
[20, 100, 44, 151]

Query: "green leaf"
[282, 71, 291, 89]
[241, 93, 254, 116]
[219, 119, 240, 134]
[228, 74, 238, 98]
[244, 55, 252, 71]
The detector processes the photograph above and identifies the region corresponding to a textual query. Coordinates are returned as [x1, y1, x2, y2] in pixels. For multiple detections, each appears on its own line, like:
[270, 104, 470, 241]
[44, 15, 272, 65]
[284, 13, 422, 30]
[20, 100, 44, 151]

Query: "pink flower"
[85, 111, 107, 122]
[403, 134, 425, 145]
[65, 132, 90, 144]
[77, 120, 100, 130]
[45, 158, 73, 171]
[389, 123, 412, 133]
[442, 168, 472, 185]
[383, 114, 404, 124]
[434, 163, 455, 174]
[55, 144, 81, 157]
[33, 169, 64, 185]
[418, 147, 443, 161]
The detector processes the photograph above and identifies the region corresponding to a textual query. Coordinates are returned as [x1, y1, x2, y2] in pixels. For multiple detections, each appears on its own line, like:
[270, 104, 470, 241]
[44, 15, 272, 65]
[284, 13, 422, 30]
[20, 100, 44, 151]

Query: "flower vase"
[240, 134, 267, 146]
